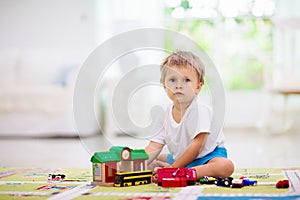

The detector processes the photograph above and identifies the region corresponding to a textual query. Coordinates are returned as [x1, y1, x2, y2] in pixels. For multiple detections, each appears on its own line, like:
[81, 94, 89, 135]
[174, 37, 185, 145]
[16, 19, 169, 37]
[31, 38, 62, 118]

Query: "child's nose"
[175, 81, 183, 89]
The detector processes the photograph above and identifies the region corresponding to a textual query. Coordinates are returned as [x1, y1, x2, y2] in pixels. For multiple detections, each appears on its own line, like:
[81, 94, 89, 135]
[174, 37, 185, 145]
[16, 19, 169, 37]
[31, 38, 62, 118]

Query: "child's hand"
[152, 166, 162, 183]
[152, 160, 175, 183]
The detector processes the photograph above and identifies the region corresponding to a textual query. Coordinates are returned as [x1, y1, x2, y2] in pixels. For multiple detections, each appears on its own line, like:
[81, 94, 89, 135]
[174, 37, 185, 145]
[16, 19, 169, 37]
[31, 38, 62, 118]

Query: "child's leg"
[192, 157, 234, 179]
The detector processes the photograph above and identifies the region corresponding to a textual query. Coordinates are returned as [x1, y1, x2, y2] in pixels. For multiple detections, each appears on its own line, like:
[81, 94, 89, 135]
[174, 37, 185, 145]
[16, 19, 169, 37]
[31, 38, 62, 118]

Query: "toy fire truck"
[157, 168, 197, 187]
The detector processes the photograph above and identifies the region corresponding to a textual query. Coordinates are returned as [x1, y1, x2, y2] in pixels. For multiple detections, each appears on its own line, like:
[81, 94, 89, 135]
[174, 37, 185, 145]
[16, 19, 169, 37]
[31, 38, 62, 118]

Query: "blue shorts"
[166, 147, 228, 168]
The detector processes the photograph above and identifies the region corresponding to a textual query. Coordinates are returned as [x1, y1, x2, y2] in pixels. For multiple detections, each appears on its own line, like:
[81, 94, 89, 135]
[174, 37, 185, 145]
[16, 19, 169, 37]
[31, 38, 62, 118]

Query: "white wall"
[95, 0, 164, 44]
[0, 0, 99, 136]
[0, 0, 96, 50]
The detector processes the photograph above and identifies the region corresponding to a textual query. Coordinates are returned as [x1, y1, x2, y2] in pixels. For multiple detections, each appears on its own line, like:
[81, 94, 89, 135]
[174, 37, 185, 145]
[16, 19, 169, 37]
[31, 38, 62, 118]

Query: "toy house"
[90, 146, 149, 186]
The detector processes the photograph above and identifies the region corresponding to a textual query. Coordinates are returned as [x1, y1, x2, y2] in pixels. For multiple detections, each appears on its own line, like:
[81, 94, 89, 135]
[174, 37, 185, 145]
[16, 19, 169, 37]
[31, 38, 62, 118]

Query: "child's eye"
[169, 78, 176, 83]
[184, 79, 191, 83]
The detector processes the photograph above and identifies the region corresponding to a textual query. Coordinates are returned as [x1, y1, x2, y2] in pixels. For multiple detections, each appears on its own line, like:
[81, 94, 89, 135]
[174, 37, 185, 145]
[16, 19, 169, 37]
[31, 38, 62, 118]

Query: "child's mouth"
[174, 92, 184, 95]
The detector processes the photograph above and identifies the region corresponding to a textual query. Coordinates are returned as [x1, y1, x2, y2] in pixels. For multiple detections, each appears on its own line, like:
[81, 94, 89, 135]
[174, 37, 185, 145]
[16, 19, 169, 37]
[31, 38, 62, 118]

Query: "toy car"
[214, 177, 233, 187]
[199, 176, 217, 184]
[276, 180, 289, 188]
[157, 168, 197, 187]
[242, 179, 257, 186]
[231, 179, 244, 188]
[48, 174, 66, 182]
[239, 176, 257, 186]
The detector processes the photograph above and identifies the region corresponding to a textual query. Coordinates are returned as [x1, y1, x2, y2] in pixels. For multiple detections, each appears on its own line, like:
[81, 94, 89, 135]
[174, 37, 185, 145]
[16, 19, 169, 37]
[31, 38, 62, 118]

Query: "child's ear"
[197, 82, 203, 90]
[195, 82, 203, 95]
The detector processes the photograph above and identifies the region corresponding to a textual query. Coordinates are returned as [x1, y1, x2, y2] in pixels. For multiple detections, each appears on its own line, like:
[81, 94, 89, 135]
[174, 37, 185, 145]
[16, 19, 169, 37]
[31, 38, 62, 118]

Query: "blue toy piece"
[242, 179, 257, 186]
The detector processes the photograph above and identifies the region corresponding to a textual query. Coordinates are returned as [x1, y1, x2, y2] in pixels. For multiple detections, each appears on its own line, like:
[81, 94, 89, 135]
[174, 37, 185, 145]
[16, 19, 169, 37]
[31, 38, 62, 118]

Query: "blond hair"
[160, 51, 205, 84]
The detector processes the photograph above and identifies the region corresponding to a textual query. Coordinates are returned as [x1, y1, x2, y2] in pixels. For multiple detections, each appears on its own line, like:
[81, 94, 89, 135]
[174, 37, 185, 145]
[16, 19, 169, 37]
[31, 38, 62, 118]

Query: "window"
[94, 164, 100, 176]
[164, 0, 275, 90]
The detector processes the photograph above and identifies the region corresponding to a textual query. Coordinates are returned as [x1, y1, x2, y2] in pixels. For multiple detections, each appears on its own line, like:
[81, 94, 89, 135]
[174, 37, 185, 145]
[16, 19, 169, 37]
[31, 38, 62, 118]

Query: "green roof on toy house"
[109, 146, 128, 154]
[131, 149, 149, 160]
[110, 146, 149, 160]
[90, 146, 149, 163]
[90, 151, 121, 163]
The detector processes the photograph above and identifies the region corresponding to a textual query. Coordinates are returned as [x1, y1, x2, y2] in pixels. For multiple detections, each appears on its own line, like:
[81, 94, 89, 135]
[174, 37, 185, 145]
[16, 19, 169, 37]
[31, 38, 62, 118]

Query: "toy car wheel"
[224, 180, 230, 186]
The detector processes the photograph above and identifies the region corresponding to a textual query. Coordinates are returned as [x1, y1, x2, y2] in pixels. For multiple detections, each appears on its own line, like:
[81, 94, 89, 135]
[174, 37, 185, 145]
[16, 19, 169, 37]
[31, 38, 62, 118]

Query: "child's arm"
[169, 132, 208, 168]
[145, 141, 164, 165]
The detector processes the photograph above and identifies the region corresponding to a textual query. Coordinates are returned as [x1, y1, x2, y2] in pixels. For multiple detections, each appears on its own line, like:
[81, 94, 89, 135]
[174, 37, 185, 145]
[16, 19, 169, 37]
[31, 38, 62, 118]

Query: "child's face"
[163, 65, 203, 106]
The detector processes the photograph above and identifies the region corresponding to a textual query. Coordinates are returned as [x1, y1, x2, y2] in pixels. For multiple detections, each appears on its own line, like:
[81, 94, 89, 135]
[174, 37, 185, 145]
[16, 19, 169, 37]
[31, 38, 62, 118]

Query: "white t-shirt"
[150, 96, 225, 160]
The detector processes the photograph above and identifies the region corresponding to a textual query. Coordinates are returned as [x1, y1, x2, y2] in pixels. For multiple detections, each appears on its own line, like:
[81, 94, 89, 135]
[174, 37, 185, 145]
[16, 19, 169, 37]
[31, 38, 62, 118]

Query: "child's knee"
[211, 157, 234, 178]
[222, 159, 235, 177]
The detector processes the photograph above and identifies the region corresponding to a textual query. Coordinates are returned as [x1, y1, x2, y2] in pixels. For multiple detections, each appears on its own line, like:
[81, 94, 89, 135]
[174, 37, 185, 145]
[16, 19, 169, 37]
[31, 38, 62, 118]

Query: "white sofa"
[0, 48, 98, 137]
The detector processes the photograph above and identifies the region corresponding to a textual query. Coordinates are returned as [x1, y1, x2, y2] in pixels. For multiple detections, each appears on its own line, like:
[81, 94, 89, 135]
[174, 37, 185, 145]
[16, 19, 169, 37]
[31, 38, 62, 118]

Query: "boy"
[145, 51, 234, 180]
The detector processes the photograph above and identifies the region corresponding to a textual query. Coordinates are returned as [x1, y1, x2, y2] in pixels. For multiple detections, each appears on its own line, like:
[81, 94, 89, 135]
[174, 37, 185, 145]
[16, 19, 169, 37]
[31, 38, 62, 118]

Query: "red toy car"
[276, 180, 289, 188]
[157, 168, 197, 187]
[231, 179, 244, 188]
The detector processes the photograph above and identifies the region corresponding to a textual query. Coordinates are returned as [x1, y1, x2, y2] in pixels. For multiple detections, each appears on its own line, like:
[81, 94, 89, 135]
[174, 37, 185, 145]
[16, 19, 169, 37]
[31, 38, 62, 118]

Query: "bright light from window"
[165, 0, 275, 18]
[219, 0, 239, 17]
[265, 1, 275, 16]
[187, 7, 217, 19]
[164, 0, 275, 90]
[189, 0, 217, 8]
[252, 0, 275, 17]
[165, 0, 181, 8]
[171, 7, 185, 19]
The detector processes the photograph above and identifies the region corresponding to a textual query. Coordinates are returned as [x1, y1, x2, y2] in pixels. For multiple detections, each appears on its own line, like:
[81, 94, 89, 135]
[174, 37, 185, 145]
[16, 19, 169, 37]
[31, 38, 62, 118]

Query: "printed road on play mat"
[0, 167, 299, 200]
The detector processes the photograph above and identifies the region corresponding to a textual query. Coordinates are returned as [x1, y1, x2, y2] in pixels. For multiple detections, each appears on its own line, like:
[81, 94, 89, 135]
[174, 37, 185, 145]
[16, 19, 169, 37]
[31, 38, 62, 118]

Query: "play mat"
[0, 167, 299, 200]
